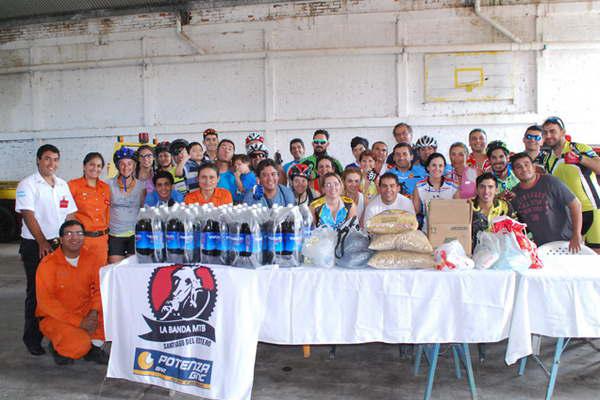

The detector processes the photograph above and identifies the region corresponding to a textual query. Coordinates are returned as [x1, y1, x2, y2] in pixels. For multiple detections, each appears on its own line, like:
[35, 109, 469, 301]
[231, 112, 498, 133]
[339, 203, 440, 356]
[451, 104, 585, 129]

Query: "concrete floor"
[1, 242, 599, 400]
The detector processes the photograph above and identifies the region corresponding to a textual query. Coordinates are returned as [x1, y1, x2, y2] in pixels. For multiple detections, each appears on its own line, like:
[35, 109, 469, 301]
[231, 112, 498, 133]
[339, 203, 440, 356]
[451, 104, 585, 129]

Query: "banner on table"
[101, 262, 273, 400]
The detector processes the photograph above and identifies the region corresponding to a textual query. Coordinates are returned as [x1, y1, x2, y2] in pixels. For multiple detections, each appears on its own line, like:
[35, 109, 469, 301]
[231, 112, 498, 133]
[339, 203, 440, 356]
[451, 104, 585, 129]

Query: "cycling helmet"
[486, 140, 510, 158]
[245, 132, 264, 146]
[288, 163, 311, 180]
[169, 139, 189, 155]
[247, 142, 270, 157]
[415, 135, 438, 149]
[113, 147, 137, 166]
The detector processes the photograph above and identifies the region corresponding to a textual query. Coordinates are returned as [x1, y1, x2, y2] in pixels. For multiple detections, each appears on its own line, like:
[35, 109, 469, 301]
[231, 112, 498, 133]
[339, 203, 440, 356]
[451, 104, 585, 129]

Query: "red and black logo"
[139, 265, 217, 343]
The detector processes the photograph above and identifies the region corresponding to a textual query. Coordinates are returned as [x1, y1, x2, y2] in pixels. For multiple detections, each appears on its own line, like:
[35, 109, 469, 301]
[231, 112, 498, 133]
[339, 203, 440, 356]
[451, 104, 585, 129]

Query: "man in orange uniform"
[68, 152, 111, 264]
[36, 220, 109, 365]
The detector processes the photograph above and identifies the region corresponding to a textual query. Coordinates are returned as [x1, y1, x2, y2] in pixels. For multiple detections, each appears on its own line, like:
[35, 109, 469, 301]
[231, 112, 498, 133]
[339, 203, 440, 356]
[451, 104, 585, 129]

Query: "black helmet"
[169, 139, 189, 156]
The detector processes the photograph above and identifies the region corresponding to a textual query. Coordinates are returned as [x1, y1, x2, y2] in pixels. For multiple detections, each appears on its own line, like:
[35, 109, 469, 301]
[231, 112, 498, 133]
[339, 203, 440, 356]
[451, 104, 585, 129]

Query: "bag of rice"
[369, 230, 433, 253]
[366, 210, 418, 234]
[367, 250, 435, 269]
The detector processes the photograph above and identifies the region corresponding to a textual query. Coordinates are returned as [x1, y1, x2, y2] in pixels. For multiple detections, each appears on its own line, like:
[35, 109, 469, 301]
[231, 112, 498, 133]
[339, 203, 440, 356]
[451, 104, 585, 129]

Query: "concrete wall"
[1, 0, 599, 180]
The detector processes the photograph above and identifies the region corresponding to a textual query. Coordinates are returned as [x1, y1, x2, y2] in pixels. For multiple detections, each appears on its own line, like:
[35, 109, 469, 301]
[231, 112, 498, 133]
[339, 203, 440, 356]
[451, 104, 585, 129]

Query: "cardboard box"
[427, 199, 473, 255]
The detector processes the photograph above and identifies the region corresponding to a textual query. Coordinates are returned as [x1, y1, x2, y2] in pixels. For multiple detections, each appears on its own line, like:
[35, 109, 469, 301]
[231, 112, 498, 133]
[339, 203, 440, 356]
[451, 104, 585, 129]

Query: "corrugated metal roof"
[0, 0, 188, 22]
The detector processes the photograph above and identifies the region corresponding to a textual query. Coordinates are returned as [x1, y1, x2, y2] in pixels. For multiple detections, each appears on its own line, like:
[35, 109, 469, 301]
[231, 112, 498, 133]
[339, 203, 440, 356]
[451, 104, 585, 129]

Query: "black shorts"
[108, 235, 135, 257]
[581, 210, 600, 248]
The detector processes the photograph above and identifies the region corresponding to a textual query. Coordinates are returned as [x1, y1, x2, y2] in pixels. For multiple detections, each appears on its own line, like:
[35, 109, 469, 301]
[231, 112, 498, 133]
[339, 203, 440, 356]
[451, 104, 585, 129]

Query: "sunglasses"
[543, 116, 565, 130]
[251, 153, 267, 159]
[313, 139, 328, 145]
[525, 133, 542, 141]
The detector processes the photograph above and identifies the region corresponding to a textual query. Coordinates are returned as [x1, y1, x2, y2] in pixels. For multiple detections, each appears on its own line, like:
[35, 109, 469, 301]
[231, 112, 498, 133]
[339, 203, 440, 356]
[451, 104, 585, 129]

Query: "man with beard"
[385, 142, 424, 197]
[543, 116, 600, 253]
[510, 152, 583, 252]
[486, 140, 519, 199]
[300, 129, 343, 180]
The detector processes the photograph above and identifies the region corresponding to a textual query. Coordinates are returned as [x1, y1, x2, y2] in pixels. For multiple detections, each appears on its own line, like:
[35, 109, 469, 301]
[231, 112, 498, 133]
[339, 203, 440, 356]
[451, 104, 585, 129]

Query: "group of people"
[15, 117, 600, 365]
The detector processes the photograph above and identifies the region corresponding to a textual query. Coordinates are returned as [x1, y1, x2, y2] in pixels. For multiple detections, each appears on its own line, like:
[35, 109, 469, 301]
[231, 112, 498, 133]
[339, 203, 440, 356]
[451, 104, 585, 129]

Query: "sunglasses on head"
[525, 133, 542, 141]
[544, 116, 565, 130]
[313, 139, 328, 145]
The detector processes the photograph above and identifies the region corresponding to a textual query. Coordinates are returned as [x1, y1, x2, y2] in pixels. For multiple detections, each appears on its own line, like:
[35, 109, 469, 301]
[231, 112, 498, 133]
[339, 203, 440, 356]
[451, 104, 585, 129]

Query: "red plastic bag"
[490, 216, 543, 269]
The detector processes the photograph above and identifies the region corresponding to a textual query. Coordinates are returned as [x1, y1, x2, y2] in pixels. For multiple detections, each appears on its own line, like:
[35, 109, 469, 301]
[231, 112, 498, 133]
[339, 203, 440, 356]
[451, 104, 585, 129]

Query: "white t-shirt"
[363, 194, 415, 224]
[15, 172, 77, 240]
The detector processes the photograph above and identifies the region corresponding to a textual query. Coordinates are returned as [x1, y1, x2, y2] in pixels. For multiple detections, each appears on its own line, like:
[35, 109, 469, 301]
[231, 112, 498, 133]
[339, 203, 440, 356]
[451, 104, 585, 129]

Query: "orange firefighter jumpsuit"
[36, 247, 105, 359]
[68, 177, 110, 264]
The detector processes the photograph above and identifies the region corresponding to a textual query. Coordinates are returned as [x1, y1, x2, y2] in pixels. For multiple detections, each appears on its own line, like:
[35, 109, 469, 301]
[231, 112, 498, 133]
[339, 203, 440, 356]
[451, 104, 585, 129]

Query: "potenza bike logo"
[139, 265, 217, 345]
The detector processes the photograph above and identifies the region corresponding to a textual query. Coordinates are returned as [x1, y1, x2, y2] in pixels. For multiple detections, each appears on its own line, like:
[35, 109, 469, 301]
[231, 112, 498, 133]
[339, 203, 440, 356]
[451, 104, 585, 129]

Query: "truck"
[0, 181, 19, 242]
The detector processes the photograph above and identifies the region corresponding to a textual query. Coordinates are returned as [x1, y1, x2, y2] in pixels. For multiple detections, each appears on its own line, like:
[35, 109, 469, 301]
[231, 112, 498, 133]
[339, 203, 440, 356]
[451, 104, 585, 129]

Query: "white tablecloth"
[259, 266, 516, 345]
[505, 255, 600, 365]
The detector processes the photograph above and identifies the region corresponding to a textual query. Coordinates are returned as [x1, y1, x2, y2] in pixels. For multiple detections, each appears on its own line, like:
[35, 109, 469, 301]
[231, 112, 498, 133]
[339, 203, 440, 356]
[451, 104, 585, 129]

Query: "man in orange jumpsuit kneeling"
[36, 220, 109, 365]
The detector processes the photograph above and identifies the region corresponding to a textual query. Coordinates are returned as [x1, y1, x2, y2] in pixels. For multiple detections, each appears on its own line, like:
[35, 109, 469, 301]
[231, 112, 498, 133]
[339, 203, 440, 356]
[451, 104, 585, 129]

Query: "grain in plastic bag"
[366, 210, 418, 234]
[368, 250, 434, 269]
[369, 230, 433, 253]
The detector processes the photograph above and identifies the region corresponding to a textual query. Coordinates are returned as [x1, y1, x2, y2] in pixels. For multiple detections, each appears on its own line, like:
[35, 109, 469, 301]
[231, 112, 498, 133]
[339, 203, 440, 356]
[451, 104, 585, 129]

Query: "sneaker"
[84, 345, 109, 365]
[48, 343, 74, 366]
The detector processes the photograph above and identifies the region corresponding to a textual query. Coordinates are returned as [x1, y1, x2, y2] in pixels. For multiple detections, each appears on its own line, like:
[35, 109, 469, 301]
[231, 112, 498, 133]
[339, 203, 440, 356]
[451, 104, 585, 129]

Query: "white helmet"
[247, 142, 270, 157]
[415, 135, 438, 149]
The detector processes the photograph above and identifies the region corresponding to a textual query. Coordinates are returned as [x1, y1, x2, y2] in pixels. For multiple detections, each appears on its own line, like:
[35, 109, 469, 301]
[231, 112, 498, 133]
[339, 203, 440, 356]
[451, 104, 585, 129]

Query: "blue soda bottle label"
[166, 231, 180, 250]
[135, 231, 151, 250]
[284, 232, 302, 252]
[269, 232, 283, 253]
[219, 232, 229, 252]
[201, 232, 215, 251]
[229, 232, 244, 253]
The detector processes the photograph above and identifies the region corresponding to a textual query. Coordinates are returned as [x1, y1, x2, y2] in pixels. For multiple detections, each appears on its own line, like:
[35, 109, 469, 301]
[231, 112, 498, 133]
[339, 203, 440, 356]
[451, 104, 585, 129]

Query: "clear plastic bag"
[335, 228, 372, 269]
[493, 233, 531, 272]
[369, 231, 433, 253]
[473, 231, 501, 270]
[434, 240, 474, 271]
[302, 226, 337, 268]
